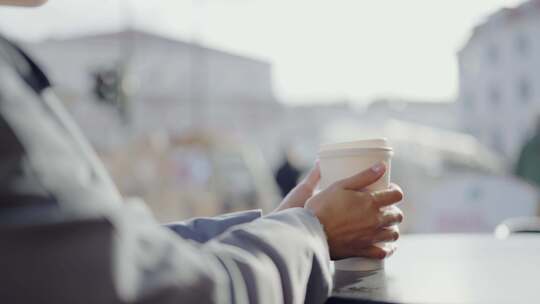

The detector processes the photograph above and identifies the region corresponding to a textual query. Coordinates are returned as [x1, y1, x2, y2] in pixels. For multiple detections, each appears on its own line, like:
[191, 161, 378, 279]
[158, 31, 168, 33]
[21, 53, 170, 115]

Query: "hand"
[305, 163, 404, 260]
[273, 162, 320, 213]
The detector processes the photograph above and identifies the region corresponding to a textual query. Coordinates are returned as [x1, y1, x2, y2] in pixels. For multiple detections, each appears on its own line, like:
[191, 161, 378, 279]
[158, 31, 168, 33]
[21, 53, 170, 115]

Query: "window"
[488, 85, 501, 107]
[515, 33, 529, 56]
[518, 77, 532, 103]
[486, 44, 499, 65]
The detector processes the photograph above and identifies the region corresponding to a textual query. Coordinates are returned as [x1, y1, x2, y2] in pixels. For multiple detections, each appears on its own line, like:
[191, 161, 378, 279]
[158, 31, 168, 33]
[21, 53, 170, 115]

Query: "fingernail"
[389, 243, 398, 256]
[371, 162, 385, 174]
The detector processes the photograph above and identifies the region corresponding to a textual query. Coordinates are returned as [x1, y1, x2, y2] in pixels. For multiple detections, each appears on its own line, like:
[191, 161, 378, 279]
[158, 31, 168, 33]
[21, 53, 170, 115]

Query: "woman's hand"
[305, 163, 404, 260]
[273, 162, 321, 213]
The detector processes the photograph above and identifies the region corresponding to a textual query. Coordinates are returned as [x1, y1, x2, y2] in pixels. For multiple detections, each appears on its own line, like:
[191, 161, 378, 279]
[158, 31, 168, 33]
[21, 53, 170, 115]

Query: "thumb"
[275, 162, 321, 212]
[337, 162, 386, 191]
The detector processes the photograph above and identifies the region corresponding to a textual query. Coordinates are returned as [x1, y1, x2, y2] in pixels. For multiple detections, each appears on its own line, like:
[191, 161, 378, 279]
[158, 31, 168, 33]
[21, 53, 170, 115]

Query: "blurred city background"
[1, 0, 539, 233]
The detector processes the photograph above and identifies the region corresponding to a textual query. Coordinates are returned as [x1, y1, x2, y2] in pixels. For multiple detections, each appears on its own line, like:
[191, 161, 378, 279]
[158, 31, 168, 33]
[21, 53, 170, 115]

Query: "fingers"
[371, 184, 403, 208]
[379, 207, 404, 227]
[337, 162, 386, 191]
[357, 244, 397, 260]
[300, 162, 321, 192]
[373, 226, 400, 243]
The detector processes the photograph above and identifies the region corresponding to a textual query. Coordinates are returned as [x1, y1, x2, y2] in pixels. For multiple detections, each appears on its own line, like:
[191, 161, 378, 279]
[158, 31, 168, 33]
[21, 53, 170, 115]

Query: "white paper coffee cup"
[318, 138, 393, 271]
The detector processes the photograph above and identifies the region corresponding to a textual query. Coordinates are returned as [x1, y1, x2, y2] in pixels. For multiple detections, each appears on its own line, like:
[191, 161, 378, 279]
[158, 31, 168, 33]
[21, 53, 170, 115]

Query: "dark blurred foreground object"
[515, 119, 540, 187]
[275, 154, 301, 197]
[0, 220, 117, 303]
[495, 216, 540, 238]
[329, 234, 540, 304]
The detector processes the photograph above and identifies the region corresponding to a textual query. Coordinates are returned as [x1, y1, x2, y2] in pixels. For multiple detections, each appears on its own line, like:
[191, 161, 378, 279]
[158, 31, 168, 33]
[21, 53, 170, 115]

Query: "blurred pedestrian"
[275, 150, 301, 198]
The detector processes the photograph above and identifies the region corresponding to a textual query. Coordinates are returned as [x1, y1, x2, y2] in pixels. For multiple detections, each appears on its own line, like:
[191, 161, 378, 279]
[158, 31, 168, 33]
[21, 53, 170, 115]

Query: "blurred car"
[100, 130, 281, 222]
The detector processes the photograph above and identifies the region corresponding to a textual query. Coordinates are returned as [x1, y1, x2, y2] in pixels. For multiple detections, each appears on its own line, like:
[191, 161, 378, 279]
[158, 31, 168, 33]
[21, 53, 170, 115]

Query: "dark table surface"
[328, 234, 540, 304]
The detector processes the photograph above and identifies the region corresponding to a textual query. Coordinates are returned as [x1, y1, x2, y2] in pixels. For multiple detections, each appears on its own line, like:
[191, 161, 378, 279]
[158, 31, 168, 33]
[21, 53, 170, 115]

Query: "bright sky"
[0, 0, 526, 104]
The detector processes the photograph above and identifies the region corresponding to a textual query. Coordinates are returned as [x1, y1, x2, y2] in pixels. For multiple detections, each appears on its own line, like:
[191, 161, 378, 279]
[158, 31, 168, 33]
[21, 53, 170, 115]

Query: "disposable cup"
[318, 138, 394, 271]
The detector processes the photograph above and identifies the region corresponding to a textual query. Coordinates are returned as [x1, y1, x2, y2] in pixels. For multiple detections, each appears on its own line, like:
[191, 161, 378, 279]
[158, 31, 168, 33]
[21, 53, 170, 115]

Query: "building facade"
[458, 0, 540, 161]
[19, 30, 284, 220]
[23, 30, 282, 151]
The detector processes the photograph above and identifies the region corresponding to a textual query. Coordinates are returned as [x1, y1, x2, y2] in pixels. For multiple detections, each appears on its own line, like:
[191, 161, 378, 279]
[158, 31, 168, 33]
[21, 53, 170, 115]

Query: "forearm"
[207, 208, 332, 303]
[164, 209, 262, 243]
[115, 205, 332, 304]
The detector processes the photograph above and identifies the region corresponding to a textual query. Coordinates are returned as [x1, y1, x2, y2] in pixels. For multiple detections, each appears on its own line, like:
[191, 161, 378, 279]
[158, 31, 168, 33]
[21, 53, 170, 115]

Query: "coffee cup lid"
[319, 138, 392, 152]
